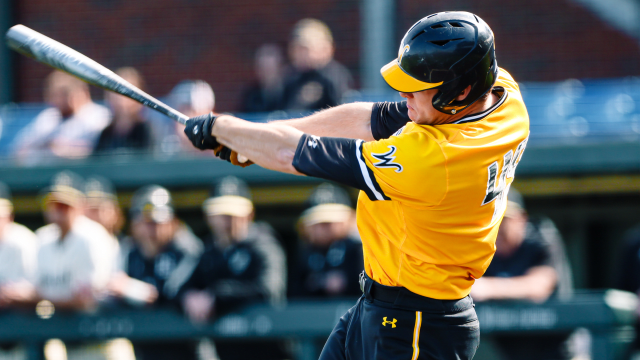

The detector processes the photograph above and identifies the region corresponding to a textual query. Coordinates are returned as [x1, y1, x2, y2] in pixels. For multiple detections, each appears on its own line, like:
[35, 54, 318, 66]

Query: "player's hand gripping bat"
[5, 24, 189, 125]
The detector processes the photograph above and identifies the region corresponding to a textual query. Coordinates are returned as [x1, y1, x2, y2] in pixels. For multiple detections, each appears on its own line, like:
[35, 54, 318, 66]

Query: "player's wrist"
[184, 112, 220, 150]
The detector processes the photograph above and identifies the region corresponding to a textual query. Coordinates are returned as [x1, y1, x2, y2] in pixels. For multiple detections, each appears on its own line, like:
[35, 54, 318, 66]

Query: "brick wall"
[397, 0, 640, 82]
[15, 0, 361, 111]
[14, 0, 640, 111]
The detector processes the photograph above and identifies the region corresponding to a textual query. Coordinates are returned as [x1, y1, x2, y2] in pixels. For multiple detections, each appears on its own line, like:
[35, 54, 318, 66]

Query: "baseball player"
[185, 11, 529, 360]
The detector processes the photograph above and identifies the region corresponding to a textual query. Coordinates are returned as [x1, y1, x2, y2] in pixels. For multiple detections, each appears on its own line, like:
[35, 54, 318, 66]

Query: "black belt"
[359, 271, 473, 313]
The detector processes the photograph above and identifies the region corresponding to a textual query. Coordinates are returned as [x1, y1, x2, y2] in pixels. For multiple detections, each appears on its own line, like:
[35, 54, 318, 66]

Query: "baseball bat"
[5, 24, 189, 125]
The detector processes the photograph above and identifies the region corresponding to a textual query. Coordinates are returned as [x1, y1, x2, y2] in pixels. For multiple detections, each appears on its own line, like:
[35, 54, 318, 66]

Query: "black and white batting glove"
[184, 112, 220, 150]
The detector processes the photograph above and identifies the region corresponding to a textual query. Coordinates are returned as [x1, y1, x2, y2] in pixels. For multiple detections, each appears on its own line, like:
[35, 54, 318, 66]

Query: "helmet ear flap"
[432, 79, 465, 115]
[432, 53, 499, 115]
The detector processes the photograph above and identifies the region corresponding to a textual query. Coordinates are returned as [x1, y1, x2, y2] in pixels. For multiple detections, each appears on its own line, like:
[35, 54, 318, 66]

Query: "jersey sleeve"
[292, 131, 448, 205]
[370, 101, 411, 140]
[360, 133, 448, 206]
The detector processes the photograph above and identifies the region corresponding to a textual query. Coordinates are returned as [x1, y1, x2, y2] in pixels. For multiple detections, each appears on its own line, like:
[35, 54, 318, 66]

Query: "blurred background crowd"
[0, 1, 639, 360]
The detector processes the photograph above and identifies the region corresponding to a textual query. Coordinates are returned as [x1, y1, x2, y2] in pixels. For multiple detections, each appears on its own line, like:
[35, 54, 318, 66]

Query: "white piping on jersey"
[452, 88, 508, 125]
[355, 139, 385, 201]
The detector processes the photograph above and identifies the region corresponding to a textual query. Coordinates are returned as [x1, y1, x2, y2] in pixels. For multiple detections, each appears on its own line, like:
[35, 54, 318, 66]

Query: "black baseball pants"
[319, 273, 480, 360]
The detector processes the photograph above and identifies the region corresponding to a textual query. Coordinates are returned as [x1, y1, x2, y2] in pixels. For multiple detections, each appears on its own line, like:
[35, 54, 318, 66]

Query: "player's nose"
[399, 92, 413, 99]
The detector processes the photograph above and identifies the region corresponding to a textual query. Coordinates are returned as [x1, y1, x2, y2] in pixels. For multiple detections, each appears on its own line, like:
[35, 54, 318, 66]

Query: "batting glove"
[184, 112, 219, 150]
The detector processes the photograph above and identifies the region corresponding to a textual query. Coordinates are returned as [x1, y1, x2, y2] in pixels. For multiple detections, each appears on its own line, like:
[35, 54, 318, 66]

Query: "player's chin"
[407, 107, 419, 123]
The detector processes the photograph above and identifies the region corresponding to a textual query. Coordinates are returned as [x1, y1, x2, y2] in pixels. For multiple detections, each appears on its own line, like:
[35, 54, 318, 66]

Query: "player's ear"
[455, 86, 472, 101]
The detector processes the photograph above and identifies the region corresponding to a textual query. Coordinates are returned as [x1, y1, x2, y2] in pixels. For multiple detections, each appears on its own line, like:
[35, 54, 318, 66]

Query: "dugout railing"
[0, 290, 636, 360]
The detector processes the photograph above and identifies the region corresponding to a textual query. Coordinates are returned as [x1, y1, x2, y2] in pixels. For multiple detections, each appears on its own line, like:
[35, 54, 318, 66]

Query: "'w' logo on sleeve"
[372, 146, 403, 173]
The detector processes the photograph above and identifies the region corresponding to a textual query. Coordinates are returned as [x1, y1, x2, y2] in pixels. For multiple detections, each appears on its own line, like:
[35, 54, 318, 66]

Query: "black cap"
[203, 176, 253, 216]
[84, 176, 117, 204]
[210, 176, 252, 200]
[44, 171, 85, 206]
[0, 182, 12, 216]
[306, 183, 351, 208]
[300, 183, 353, 225]
[130, 185, 174, 223]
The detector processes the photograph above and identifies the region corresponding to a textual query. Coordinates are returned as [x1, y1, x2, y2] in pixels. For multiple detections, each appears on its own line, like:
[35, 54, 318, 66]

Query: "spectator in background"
[110, 185, 202, 360]
[281, 18, 354, 112]
[84, 176, 129, 268]
[290, 183, 363, 298]
[33, 171, 117, 310]
[12, 71, 111, 164]
[84, 176, 123, 241]
[0, 184, 37, 360]
[180, 176, 286, 360]
[0, 181, 37, 307]
[157, 80, 215, 155]
[617, 225, 640, 295]
[471, 188, 574, 360]
[241, 44, 285, 113]
[615, 223, 640, 357]
[94, 67, 153, 155]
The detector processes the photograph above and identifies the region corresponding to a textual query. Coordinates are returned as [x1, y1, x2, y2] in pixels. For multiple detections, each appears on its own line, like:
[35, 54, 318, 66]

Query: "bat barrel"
[5, 25, 189, 125]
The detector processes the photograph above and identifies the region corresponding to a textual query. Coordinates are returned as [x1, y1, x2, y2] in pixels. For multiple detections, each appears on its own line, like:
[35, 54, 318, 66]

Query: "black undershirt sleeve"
[370, 101, 411, 140]
[292, 134, 389, 201]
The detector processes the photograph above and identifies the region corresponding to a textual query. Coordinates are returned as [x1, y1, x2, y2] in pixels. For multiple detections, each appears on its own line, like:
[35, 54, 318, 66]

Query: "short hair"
[115, 67, 146, 91]
[44, 70, 88, 95]
[291, 18, 333, 46]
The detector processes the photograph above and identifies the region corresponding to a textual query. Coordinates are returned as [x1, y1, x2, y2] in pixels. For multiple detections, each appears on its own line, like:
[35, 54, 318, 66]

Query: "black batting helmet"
[381, 11, 498, 115]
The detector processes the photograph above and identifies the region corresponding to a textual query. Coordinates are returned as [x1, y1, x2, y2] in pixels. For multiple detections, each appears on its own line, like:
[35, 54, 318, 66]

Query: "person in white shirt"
[34, 171, 117, 310]
[0, 182, 37, 308]
[12, 70, 111, 164]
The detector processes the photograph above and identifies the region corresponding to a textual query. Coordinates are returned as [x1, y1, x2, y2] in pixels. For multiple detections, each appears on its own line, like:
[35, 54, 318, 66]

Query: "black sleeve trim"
[370, 101, 411, 140]
[292, 134, 390, 201]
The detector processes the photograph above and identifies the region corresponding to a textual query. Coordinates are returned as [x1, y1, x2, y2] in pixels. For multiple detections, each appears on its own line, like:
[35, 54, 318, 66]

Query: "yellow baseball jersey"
[357, 68, 529, 299]
[292, 68, 529, 300]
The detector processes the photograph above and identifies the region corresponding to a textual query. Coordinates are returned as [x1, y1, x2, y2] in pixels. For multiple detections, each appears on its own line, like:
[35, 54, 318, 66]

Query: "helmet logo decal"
[398, 44, 410, 63]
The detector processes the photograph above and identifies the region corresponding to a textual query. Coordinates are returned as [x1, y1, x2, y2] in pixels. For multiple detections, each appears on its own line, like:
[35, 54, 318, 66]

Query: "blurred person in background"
[282, 18, 354, 112]
[94, 67, 153, 155]
[157, 80, 215, 155]
[180, 176, 286, 360]
[21, 171, 124, 360]
[0, 182, 37, 360]
[12, 70, 111, 164]
[290, 183, 363, 298]
[0, 181, 37, 307]
[109, 185, 202, 360]
[241, 44, 285, 113]
[615, 222, 640, 358]
[471, 188, 574, 360]
[83, 176, 129, 266]
[33, 171, 117, 310]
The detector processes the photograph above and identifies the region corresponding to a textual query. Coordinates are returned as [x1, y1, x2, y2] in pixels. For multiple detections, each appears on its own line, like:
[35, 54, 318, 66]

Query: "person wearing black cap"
[113, 185, 202, 307]
[471, 188, 574, 360]
[34, 171, 116, 311]
[109, 185, 202, 360]
[0, 181, 38, 307]
[291, 183, 363, 298]
[180, 176, 286, 360]
[182, 176, 285, 318]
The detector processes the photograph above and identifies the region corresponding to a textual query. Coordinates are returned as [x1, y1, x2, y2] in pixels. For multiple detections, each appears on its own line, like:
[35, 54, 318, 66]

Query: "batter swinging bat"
[5, 24, 189, 125]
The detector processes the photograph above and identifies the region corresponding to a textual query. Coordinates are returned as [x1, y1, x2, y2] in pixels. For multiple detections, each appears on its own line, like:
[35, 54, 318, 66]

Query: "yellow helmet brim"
[380, 59, 443, 93]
